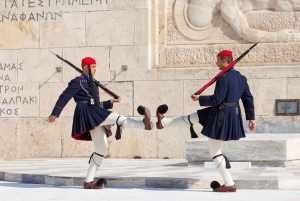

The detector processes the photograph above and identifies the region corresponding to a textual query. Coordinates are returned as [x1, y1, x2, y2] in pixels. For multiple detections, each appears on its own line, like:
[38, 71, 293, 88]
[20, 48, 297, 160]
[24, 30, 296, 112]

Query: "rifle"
[49, 51, 119, 99]
[194, 37, 264, 95]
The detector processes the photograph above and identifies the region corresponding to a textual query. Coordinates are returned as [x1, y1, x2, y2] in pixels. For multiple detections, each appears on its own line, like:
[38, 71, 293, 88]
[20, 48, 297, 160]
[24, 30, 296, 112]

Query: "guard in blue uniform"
[49, 57, 153, 189]
[156, 50, 257, 192]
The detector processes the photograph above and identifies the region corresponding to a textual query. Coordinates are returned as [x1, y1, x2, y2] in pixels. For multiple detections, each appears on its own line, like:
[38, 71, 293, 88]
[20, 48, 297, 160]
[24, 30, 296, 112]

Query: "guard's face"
[216, 57, 227, 70]
[83, 64, 97, 76]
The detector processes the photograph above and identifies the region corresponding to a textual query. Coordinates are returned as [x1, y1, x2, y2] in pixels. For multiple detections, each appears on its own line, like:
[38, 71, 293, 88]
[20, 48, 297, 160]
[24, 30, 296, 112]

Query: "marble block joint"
[186, 134, 300, 167]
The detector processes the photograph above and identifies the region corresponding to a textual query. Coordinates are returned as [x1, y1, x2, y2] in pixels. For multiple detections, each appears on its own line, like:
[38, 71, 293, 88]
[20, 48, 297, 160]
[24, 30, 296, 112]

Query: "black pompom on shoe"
[157, 104, 168, 114]
[96, 178, 107, 186]
[137, 106, 145, 115]
[210, 181, 221, 190]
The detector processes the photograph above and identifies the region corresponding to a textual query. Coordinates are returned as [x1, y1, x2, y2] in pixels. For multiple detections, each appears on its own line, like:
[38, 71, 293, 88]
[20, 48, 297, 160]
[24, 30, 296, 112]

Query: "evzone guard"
[156, 50, 257, 192]
[48, 57, 153, 189]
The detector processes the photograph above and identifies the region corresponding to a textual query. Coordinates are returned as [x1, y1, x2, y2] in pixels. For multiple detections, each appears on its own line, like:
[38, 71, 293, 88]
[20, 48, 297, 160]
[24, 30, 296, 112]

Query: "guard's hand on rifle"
[191, 94, 200, 101]
[111, 97, 121, 104]
[248, 120, 256, 131]
[48, 115, 57, 123]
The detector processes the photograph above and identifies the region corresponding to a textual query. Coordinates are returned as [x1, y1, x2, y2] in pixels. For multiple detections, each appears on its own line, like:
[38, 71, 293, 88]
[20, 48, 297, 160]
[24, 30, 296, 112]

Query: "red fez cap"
[217, 50, 232, 57]
[81, 57, 96, 65]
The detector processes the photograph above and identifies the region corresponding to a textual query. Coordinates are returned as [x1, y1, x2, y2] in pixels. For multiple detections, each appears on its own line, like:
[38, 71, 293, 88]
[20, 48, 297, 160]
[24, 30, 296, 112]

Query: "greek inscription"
[28, 0, 35, 8]
[11, 0, 18, 8]
[0, 74, 11, 82]
[1, 0, 109, 23]
[11, 13, 18, 22]
[1, 11, 62, 22]
[28, 12, 35, 21]
[0, 108, 19, 116]
[0, 85, 24, 93]
[20, 12, 26, 21]
[0, 63, 22, 71]
[19, 63, 23, 70]
[6, 109, 12, 115]
[0, 96, 37, 104]
[38, 0, 43, 7]
[1, 0, 109, 8]
[1, 0, 109, 9]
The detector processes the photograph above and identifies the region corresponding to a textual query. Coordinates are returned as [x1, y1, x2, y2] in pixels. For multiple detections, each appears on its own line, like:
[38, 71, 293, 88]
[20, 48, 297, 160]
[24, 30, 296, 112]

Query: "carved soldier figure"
[183, 0, 300, 42]
[156, 50, 257, 192]
[48, 57, 153, 189]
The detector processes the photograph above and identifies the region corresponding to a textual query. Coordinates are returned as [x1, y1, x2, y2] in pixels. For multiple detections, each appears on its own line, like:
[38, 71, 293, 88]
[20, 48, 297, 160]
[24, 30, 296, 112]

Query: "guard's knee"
[88, 152, 104, 166]
[212, 154, 231, 169]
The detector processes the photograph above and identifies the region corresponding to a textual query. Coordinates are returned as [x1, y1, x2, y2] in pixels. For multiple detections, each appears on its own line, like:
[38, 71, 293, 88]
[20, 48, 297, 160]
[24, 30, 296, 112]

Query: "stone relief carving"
[174, 0, 300, 43]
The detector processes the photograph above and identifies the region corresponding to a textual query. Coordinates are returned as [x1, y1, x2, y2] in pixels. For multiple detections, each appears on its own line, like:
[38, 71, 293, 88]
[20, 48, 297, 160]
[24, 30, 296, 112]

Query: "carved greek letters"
[0, 61, 36, 117]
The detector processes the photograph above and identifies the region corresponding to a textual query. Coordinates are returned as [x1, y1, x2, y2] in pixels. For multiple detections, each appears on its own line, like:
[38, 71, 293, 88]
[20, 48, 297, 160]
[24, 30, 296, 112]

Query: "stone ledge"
[0, 172, 285, 190]
[186, 134, 300, 167]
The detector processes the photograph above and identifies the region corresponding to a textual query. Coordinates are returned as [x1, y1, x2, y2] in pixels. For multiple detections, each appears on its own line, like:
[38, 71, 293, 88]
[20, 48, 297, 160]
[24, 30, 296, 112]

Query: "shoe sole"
[213, 189, 236, 192]
[84, 184, 104, 189]
[144, 107, 152, 130]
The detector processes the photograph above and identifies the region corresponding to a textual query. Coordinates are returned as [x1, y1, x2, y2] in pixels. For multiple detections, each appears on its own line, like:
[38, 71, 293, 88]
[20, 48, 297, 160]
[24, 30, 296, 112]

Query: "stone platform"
[186, 134, 300, 167]
[1, 158, 300, 190]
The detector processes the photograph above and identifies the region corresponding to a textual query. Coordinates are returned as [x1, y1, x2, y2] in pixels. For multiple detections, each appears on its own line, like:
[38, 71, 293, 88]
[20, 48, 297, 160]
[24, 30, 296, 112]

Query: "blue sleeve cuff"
[101, 100, 113, 109]
[199, 96, 210, 106]
[51, 106, 63, 117]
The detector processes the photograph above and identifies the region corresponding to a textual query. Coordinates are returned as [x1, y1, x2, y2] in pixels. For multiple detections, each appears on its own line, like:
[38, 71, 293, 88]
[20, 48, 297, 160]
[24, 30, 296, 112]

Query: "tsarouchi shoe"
[213, 185, 236, 192]
[156, 104, 168, 129]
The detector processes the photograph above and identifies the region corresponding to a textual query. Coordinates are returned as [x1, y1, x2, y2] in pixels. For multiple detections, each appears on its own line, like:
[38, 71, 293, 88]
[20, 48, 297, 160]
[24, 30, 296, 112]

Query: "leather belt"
[76, 101, 88, 105]
[218, 102, 239, 129]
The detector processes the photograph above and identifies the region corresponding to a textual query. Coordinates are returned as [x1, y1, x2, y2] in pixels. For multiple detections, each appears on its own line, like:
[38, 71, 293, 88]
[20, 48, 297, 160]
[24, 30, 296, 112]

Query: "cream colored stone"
[134, 80, 184, 116]
[0, 21, 39, 49]
[0, 119, 16, 160]
[18, 48, 63, 83]
[108, 126, 158, 158]
[0, 50, 18, 83]
[237, 66, 300, 79]
[135, 9, 148, 45]
[110, 0, 148, 10]
[248, 78, 287, 116]
[39, 83, 76, 118]
[62, 47, 110, 82]
[40, 12, 86, 48]
[16, 118, 62, 158]
[287, 78, 300, 99]
[60, 118, 94, 157]
[158, 68, 209, 80]
[110, 45, 158, 81]
[183, 80, 215, 115]
[0, 83, 39, 117]
[157, 126, 204, 159]
[99, 82, 134, 116]
[86, 10, 134, 46]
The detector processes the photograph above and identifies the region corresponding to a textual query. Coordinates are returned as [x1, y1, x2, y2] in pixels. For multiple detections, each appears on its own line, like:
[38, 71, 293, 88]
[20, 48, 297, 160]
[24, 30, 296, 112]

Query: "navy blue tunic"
[197, 69, 255, 141]
[51, 75, 113, 141]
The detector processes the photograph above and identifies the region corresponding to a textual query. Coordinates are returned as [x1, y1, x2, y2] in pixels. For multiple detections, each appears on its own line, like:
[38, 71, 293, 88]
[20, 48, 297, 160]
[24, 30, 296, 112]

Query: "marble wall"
[0, 0, 300, 160]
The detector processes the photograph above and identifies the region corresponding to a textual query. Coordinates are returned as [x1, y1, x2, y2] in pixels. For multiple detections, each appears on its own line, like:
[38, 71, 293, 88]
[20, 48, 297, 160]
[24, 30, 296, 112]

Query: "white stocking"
[208, 138, 234, 186]
[100, 112, 144, 129]
[161, 112, 199, 128]
[85, 126, 107, 183]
